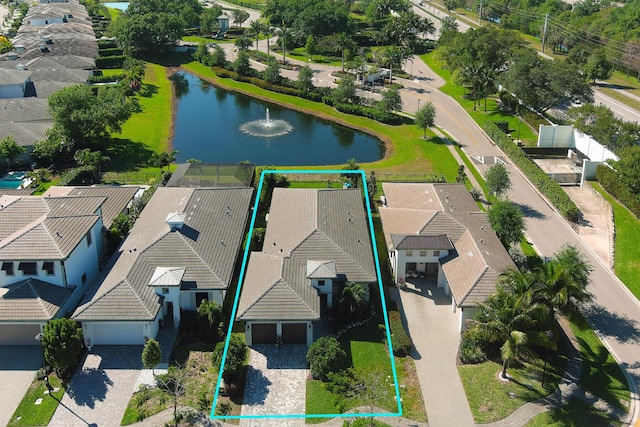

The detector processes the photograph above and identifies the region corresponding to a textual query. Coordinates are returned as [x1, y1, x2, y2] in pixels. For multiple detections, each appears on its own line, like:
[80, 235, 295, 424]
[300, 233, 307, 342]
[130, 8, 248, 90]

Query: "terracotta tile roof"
[238, 188, 375, 322]
[0, 278, 74, 321]
[73, 187, 254, 321]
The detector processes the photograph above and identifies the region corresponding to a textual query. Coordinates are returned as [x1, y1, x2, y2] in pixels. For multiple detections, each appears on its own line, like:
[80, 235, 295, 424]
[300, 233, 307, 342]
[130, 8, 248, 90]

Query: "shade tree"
[488, 199, 525, 248]
[0, 136, 25, 168]
[415, 101, 436, 138]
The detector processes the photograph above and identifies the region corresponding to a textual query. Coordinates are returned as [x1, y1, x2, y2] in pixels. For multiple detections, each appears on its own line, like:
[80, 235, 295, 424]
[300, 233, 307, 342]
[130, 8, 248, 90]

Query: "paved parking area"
[0, 346, 42, 427]
[49, 345, 143, 427]
[240, 344, 308, 427]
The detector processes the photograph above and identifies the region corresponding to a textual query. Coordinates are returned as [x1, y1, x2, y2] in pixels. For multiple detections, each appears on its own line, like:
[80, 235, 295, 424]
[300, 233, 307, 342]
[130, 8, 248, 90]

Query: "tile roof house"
[0, 69, 33, 98]
[73, 187, 253, 346]
[0, 194, 106, 344]
[378, 183, 515, 331]
[237, 188, 376, 346]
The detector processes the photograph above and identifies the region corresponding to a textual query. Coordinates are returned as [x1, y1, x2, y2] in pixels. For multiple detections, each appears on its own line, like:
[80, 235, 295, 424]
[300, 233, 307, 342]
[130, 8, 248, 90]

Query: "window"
[42, 261, 55, 275]
[162, 287, 170, 295]
[406, 250, 413, 257]
[419, 251, 427, 257]
[86, 232, 92, 246]
[1, 262, 14, 276]
[317, 280, 325, 286]
[433, 250, 441, 257]
[18, 262, 37, 276]
[81, 273, 87, 284]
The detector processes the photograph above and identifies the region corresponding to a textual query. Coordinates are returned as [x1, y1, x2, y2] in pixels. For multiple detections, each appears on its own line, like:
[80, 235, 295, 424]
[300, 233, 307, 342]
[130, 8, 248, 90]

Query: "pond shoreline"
[176, 64, 395, 164]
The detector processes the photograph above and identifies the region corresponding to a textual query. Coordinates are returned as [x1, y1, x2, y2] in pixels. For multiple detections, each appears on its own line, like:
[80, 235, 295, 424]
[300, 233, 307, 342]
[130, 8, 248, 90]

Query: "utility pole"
[478, 0, 482, 24]
[541, 14, 548, 53]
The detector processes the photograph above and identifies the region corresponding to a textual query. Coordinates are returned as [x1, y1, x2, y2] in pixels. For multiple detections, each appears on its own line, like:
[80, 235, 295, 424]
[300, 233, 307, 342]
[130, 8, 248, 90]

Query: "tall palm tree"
[336, 32, 354, 72]
[470, 284, 554, 378]
[249, 20, 264, 51]
[276, 27, 292, 64]
[265, 26, 275, 56]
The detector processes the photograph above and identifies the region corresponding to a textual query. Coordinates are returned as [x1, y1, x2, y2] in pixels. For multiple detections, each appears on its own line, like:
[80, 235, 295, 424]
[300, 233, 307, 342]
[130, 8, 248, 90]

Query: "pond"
[103, 2, 129, 11]
[170, 72, 385, 166]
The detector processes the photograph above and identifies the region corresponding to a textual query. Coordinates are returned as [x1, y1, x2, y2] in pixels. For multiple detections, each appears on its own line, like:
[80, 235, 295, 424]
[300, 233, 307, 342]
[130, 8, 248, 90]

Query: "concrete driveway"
[49, 345, 144, 427]
[0, 346, 42, 427]
[240, 344, 308, 426]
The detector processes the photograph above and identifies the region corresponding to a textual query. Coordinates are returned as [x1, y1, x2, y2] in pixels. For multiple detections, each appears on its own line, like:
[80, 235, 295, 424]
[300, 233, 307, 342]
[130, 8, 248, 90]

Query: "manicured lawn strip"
[608, 71, 640, 96]
[305, 380, 340, 423]
[569, 321, 630, 411]
[420, 54, 538, 147]
[590, 181, 640, 299]
[525, 397, 621, 427]
[454, 144, 487, 193]
[8, 375, 65, 427]
[394, 354, 427, 422]
[182, 35, 233, 45]
[181, 61, 458, 180]
[101, 68, 125, 76]
[459, 354, 566, 424]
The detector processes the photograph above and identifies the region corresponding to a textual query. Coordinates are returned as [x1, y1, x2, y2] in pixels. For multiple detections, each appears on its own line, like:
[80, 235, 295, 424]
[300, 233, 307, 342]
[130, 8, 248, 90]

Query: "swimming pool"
[0, 171, 28, 189]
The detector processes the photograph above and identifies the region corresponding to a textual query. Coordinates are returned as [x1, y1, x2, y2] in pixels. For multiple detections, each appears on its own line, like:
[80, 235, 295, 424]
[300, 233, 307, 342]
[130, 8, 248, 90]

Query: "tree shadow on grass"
[106, 138, 154, 171]
[138, 83, 158, 98]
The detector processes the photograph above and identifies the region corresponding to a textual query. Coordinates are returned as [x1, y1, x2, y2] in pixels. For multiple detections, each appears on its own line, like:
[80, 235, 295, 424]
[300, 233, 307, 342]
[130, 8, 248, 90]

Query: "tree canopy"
[48, 85, 133, 149]
[142, 339, 162, 374]
[41, 318, 84, 378]
[0, 136, 25, 168]
[485, 163, 511, 198]
[415, 101, 436, 137]
[488, 199, 525, 247]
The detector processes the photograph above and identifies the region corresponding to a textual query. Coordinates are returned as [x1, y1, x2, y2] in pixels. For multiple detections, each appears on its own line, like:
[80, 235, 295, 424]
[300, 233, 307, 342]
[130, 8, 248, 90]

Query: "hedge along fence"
[97, 39, 118, 49]
[596, 164, 640, 218]
[88, 73, 126, 84]
[95, 55, 126, 69]
[483, 121, 580, 222]
[98, 47, 123, 57]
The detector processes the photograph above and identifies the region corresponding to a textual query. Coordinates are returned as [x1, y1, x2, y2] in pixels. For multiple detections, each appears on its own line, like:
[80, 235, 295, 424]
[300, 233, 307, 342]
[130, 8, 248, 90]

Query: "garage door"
[282, 323, 307, 344]
[90, 322, 144, 345]
[251, 323, 277, 344]
[0, 324, 42, 345]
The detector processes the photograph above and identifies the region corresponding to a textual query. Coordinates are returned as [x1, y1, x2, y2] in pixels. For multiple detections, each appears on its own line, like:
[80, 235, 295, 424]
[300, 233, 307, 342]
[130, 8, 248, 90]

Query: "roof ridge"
[301, 230, 373, 279]
[73, 279, 126, 317]
[27, 279, 56, 318]
[0, 213, 49, 251]
[458, 265, 489, 307]
[175, 232, 224, 284]
[282, 279, 319, 317]
[237, 277, 282, 318]
[126, 280, 156, 318]
[41, 222, 66, 258]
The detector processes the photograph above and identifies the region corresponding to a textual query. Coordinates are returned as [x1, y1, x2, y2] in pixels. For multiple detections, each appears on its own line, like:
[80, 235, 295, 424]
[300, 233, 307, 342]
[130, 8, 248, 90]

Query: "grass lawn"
[570, 321, 630, 411]
[100, 68, 125, 76]
[525, 397, 621, 427]
[182, 61, 459, 179]
[420, 54, 538, 147]
[107, 62, 172, 176]
[459, 351, 566, 424]
[8, 374, 65, 427]
[590, 182, 640, 299]
[597, 86, 640, 112]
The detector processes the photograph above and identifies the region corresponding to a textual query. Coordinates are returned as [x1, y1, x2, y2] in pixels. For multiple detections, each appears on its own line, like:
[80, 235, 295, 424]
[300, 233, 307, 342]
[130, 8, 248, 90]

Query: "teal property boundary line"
[210, 169, 402, 421]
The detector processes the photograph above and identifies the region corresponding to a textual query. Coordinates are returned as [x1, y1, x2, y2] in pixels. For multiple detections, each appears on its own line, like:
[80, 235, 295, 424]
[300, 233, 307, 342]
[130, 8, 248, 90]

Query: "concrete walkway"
[391, 282, 476, 427]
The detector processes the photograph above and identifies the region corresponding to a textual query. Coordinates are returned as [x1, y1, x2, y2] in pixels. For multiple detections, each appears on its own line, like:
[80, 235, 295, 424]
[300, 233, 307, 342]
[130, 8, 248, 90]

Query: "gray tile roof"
[0, 189, 37, 197]
[0, 97, 52, 148]
[379, 183, 515, 308]
[0, 278, 74, 321]
[391, 234, 453, 250]
[237, 188, 376, 322]
[0, 69, 32, 85]
[44, 185, 141, 229]
[73, 187, 254, 321]
[0, 195, 103, 261]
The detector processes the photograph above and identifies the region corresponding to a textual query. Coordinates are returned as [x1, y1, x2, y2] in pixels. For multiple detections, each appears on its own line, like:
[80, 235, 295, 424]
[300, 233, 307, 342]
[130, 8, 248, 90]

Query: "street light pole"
[35, 332, 45, 368]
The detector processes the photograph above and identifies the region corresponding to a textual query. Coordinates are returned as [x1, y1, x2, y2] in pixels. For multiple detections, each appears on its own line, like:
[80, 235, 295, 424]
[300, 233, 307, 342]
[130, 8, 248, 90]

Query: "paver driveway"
[240, 344, 308, 427]
[49, 345, 143, 427]
[0, 346, 42, 427]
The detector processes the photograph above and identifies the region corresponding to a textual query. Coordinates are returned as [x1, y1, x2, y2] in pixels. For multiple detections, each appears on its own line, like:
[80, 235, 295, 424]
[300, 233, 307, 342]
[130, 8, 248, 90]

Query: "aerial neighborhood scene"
[1, 0, 640, 425]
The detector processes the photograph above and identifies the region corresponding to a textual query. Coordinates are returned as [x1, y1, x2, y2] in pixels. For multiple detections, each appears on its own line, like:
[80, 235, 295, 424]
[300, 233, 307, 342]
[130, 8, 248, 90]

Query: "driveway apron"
[49, 345, 143, 427]
[0, 346, 41, 427]
[392, 282, 475, 427]
[240, 344, 308, 427]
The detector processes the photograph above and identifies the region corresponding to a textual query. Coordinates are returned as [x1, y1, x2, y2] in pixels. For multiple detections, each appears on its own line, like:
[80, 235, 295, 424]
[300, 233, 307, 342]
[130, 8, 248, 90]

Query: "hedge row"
[58, 166, 95, 186]
[388, 306, 412, 356]
[98, 47, 123, 57]
[595, 164, 640, 218]
[334, 102, 402, 125]
[88, 73, 126, 83]
[484, 121, 580, 222]
[95, 55, 126, 69]
[97, 39, 117, 49]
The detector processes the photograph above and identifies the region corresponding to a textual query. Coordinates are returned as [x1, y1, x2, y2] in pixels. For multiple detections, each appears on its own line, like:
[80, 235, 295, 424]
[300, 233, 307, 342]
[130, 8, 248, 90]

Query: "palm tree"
[151, 150, 179, 173]
[276, 27, 292, 64]
[249, 20, 264, 51]
[382, 46, 409, 85]
[336, 33, 354, 72]
[197, 299, 222, 336]
[339, 282, 367, 317]
[74, 148, 110, 182]
[265, 26, 275, 56]
[469, 284, 554, 378]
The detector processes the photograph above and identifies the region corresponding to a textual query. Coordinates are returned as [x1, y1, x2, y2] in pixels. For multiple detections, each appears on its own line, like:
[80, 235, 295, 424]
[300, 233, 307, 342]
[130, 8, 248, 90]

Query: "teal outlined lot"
[210, 169, 402, 422]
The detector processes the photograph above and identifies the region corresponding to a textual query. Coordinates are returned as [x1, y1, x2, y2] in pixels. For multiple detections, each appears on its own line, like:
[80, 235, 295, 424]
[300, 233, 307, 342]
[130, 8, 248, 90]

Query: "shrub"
[212, 335, 247, 382]
[484, 121, 580, 222]
[387, 309, 412, 356]
[98, 47, 124, 57]
[97, 39, 118, 49]
[307, 336, 348, 380]
[88, 73, 127, 84]
[458, 331, 487, 364]
[95, 55, 126, 69]
[596, 164, 640, 218]
[334, 103, 403, 125]
[495, 121, 510, 134]
[58, 166, 95, 186]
